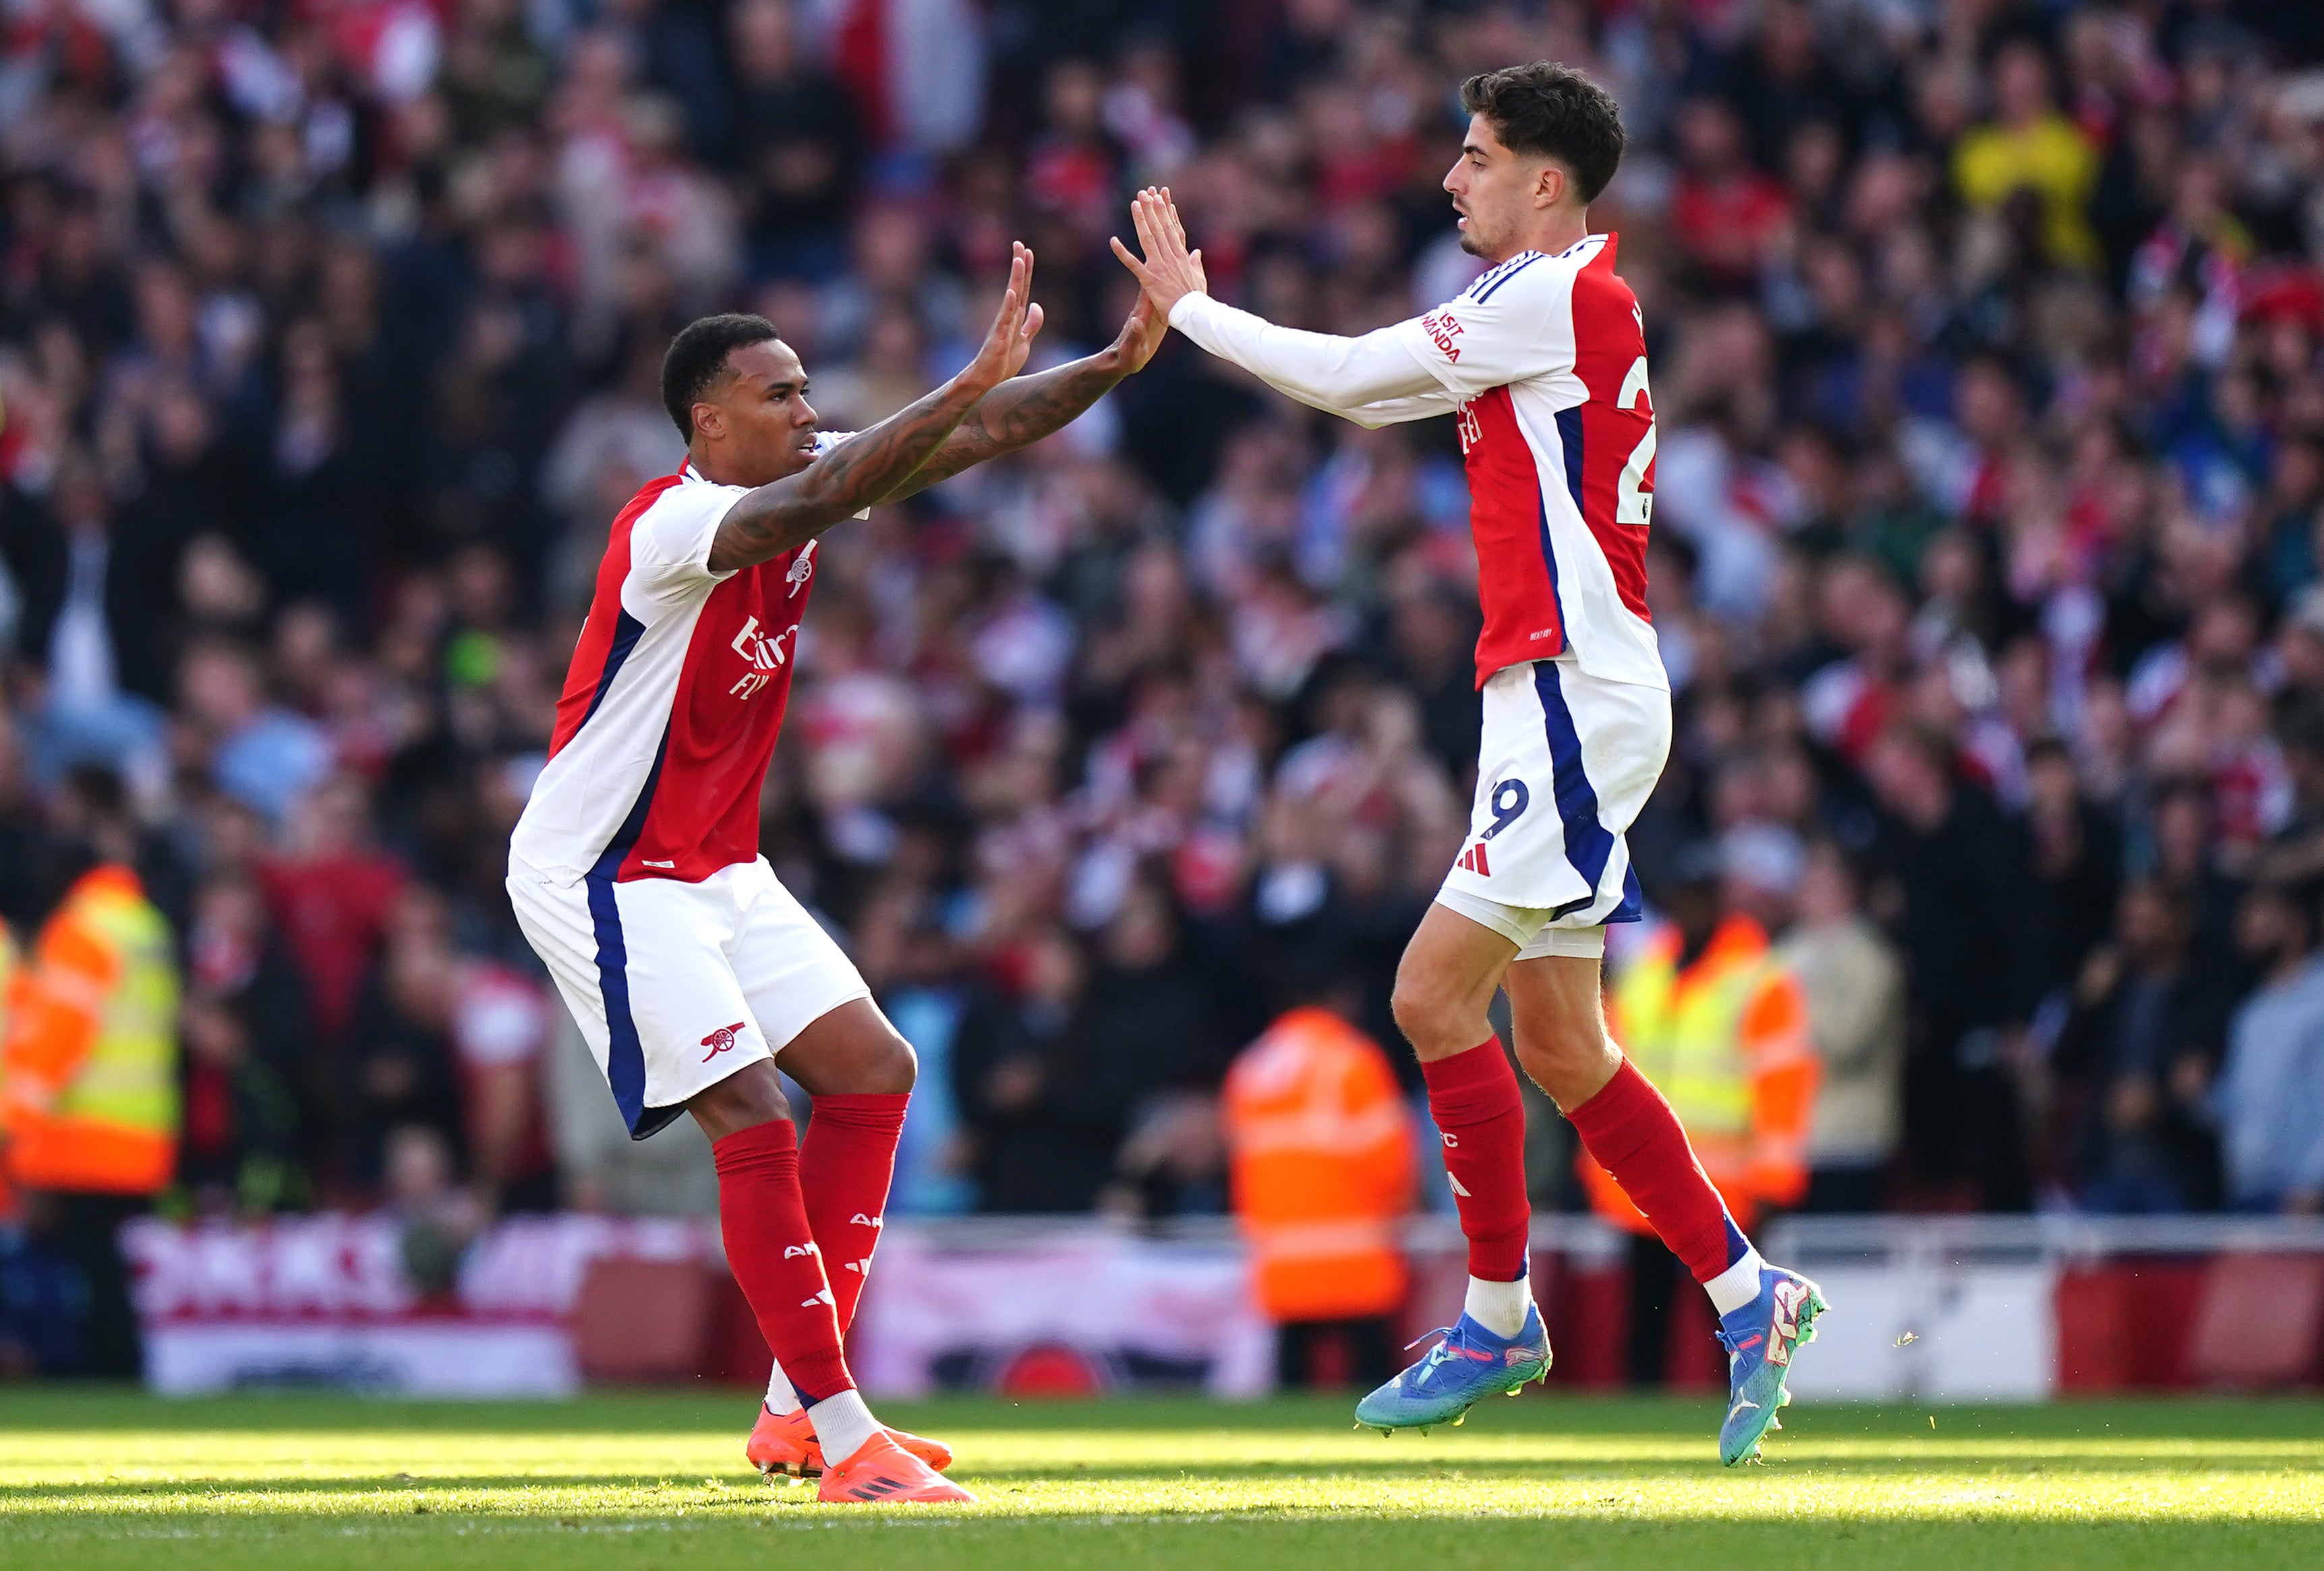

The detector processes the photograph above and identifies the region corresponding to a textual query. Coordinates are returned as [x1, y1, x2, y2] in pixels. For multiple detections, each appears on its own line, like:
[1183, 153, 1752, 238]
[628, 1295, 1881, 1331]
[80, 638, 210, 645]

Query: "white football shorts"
[1435, 654, 1672, 961]
[507, 853, 870, 1138]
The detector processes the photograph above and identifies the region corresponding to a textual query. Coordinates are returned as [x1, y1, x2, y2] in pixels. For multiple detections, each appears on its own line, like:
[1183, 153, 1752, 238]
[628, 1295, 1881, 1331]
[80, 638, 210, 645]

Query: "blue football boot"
[1716, 1264, 1828, 1466]
[1353, 1307, 1552, 1433]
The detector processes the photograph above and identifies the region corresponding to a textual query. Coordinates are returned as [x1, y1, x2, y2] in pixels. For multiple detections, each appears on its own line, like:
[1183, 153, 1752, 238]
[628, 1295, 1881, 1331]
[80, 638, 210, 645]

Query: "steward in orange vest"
[0, 862, 180, 1377]
[1, 866, 181, 1195]
[0, 918, 15, 1219]
[1222, 998, 1416, 1388]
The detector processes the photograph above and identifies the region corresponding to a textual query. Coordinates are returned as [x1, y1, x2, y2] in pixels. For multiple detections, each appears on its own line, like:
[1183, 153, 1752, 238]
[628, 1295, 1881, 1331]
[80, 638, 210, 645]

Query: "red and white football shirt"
[511, 440, 858, 886]
[1388, 235, 1662, 691]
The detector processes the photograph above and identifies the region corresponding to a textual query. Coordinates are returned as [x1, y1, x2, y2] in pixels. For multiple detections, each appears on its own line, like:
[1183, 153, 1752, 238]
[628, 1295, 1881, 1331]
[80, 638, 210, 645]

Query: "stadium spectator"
[380, 1122, 486, 1298]
[2211, 880, 2324, 1211]
[949, 926, 1109, 1213]
[2056, 877, 2236, 1213]
[444, 932, 554, 1213]
[342, 886, 469, 1194]
[1861, 721, 2033, 1209]
[175, 871, 309, 1216]
[951, 880, 1225, 1213]
[1778, 840, 1906, 1214]
[1952, 39, 2103, 271]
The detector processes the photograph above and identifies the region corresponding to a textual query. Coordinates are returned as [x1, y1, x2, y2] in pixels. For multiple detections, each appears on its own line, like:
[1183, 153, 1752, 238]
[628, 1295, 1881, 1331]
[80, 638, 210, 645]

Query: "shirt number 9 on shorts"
[1482, 778, 1530, 840]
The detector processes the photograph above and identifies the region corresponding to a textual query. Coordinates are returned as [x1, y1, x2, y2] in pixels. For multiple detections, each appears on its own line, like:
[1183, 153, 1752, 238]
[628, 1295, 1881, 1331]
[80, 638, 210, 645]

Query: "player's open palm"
[1111, 187, 1206, 316]
[962, 242, 1043, 396]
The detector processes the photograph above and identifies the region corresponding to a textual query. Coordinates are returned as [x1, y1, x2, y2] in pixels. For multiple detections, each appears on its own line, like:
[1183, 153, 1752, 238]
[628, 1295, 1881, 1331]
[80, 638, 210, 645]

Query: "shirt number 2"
[1616, 355, 1655, 528]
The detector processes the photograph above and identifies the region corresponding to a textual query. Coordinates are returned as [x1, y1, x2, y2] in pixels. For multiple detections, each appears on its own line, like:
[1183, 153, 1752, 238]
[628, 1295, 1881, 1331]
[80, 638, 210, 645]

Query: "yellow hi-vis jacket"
[0, 867, 180, 1195]
[1222, 1006, 1417, 1323]
[1584, 915, 1819, 1233]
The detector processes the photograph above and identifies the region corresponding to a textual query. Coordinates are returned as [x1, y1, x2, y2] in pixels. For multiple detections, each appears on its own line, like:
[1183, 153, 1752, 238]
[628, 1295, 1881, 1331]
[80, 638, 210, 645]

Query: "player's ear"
[1535, 161, 1566, 210]
[692, 401, 724, 442]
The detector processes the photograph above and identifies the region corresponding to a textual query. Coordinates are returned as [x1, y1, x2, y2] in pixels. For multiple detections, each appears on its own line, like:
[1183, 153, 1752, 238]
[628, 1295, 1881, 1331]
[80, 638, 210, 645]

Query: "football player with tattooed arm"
[1113, 63, 1828, 1465]
[506, 244, 1166, 1504]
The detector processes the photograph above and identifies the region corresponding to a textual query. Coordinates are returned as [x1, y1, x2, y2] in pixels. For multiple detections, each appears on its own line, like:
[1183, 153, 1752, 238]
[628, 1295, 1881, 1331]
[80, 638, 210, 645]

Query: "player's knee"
[826, 1011, 918, 1094]
[1511, 1025, 1619, 1108]
[689, 1060, 795, 1140]
[1389, 969, 1470, 1059]
[863, 1027, 917, 1094]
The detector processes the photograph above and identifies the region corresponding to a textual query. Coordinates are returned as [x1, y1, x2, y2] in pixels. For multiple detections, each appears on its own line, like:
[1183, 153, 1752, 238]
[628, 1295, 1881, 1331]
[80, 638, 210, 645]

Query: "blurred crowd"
[5, 0, 2324, 1336]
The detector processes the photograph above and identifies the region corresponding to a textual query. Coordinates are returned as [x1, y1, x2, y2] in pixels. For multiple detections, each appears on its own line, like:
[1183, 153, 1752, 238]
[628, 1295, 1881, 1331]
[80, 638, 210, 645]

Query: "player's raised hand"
[1109, 283, 1169, 374]
[1110, 187, 1207, 318]
[960, 242, 1045, 396]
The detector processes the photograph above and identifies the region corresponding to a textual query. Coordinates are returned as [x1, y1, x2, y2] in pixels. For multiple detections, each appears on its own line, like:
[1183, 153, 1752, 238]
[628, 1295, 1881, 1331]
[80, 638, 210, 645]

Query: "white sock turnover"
[1463, 1273, 1534, 1340]
[763, 1361, 801, 1416]
[1704, 1246, 1768, 1318]
[805, 1389, 881, 1466]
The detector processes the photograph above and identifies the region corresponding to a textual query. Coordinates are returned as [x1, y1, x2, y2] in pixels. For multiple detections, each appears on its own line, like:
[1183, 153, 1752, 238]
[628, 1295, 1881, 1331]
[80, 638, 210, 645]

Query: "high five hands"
[1111, 187, 1208, 322]
[960, 241, 1045, 398]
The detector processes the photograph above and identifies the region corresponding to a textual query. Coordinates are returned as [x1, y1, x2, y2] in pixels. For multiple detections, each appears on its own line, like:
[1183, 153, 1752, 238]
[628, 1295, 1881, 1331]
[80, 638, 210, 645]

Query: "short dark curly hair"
[661, 313, 782, 441]
[1459, 62, 1627, 204]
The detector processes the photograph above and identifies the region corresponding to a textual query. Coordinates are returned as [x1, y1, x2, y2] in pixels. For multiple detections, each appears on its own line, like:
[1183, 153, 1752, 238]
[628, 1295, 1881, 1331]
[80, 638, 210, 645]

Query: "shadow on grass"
[5, 1391, 2324, 1440]
[10, 1512, 2324, 1571]
[1, 1476, 786, 1506]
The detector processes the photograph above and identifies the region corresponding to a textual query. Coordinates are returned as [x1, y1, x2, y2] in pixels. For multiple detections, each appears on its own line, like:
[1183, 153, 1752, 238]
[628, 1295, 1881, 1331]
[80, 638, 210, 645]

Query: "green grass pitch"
[3, 1390, 2320, 1569]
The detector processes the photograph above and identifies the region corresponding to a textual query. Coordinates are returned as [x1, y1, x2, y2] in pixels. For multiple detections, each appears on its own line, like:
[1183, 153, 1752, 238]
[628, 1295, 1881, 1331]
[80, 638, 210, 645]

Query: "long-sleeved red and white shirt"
[1169, 233, 1664, 692]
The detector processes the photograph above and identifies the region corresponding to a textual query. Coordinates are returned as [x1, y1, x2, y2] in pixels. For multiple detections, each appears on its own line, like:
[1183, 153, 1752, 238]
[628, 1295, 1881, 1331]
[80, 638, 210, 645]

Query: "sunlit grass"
[3, 1392, 2318, 1568]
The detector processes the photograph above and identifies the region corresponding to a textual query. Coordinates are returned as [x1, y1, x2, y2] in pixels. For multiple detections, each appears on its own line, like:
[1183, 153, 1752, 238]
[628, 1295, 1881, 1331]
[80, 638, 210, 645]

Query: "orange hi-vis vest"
[1221, 1006, 1417, 1323]
[0, 920, 15, 1216]
[1, 867, 180, 1195]
[1584, 915, 1818, 1234]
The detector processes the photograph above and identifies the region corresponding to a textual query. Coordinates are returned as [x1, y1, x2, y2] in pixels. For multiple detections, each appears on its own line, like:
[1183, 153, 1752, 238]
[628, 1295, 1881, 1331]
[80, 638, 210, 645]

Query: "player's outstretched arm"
[876, 287, 1169, 503]
[705, 244, 1043, 573]
[1111, 188, 1448, 425]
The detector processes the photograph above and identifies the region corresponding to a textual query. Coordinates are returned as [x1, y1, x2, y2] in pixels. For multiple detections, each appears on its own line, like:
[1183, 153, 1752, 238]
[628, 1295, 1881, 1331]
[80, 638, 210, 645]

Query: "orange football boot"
[815, 1432, 976, 1504]
[745, 1404, 956, 1479]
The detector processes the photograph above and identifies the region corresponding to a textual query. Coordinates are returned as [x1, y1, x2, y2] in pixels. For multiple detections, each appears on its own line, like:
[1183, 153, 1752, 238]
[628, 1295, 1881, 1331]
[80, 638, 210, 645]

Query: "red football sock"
[1420, 1040, 1533, 1282]
[799, 1092, 908, 1330]
[713, 1119, 852, 1404]
[1567, 1057, 1746, 1284]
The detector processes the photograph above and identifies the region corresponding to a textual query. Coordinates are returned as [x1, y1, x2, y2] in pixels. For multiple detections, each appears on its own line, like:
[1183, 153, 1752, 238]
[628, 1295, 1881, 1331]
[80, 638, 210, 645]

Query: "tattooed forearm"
[705, 241, 1039, 572]
[878, 347, 1132, 503]
[705, 380, 981, 572]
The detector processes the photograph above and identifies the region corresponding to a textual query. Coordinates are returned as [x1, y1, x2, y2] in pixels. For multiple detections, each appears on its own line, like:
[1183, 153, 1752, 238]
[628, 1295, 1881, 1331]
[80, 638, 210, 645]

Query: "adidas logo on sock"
[850, 1213, 884, 1228]
[783, 1242, 821, 1259]
[844, 1257, 873, 1274]
[1447, 1173, 1472, 1197]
